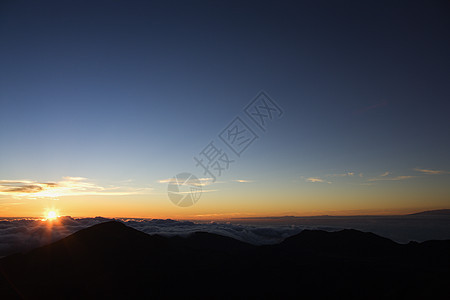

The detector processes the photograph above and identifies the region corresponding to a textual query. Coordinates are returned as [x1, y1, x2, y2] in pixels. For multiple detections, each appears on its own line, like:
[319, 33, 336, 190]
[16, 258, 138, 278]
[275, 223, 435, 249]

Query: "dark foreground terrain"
[1, 221, 449, 299]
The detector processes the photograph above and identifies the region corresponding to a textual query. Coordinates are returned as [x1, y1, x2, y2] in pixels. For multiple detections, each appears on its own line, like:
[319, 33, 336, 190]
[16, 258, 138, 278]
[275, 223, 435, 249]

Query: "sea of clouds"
[0, 217, 336, 257]
[3, 215, 449, 258]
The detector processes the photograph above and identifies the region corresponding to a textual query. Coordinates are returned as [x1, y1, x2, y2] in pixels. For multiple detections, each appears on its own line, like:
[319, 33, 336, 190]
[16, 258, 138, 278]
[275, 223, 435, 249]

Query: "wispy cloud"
[63, 177, 87, 181]
[0, 180, 54, 194]
[306, 177, 330, 184]
[366, 168, 448, 183]
[368, 175, 415, 182]
[158, 177, 214, 186]
[173, 189, 218, 194]
[414, 168, 449, 175]
[0, 177, 152, 198]
[158, 178, 176, 184]
[232, 179, 254, 183]
[327, 172, 354, 177]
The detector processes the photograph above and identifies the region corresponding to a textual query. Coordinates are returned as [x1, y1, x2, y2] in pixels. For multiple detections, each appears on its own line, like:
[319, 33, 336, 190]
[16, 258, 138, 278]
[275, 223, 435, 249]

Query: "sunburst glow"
[45, 210, 59, 220]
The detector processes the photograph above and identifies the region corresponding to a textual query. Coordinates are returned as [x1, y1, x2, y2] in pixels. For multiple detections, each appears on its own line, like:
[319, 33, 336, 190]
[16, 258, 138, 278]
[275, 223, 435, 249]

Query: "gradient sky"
[1, 0, 449, 218]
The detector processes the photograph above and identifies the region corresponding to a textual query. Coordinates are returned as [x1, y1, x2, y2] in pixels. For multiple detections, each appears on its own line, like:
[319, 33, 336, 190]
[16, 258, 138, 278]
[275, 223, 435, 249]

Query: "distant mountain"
[1, 221, 449, 299]
[278, 229, 398, 257]
[235, 208, 450, 219]
[409, 209, 450, 216]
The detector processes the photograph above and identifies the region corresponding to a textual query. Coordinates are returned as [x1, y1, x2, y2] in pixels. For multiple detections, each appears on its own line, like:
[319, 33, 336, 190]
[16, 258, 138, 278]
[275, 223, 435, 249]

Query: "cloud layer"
[0, 177, 152, 199]
[0, 217, 323, 257]
[2, 214, 449, 258]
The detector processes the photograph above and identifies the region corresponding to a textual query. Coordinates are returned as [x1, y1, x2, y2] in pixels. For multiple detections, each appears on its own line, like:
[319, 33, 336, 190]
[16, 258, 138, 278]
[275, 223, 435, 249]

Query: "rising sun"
[45, 210, 59, 220]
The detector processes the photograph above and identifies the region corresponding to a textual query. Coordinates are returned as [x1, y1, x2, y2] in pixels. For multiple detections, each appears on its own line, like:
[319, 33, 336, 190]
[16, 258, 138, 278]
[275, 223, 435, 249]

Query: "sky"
[0, 0, 449, 219]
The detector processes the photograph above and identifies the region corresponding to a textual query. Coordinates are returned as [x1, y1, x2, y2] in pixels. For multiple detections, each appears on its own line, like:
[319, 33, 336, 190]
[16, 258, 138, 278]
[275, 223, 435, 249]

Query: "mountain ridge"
[408, 209, 450, 216]
[1, 221, 449, 299]
[231, 208, 450, 219]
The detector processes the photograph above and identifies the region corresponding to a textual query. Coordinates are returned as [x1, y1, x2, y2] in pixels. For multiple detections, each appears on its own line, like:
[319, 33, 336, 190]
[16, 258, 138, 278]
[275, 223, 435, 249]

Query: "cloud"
[62, 177, 87, 181]
[0, 217, 320, 257]
[414, 168, 449, 175]
[303, 171, 355, 184]
[367, 171, 414, 182]
[306, 177, 330, 184]
[327, 172, 354, 177]
[0, 180, 52, 194]
[0, 177, 151, 198]
[233, 180, 254, 183]
[0, 184, 44, 193]
[389, 176, 415, 181]
[1, 215, 449, 258]
[368, 175, 414, 182]
[159, 178, 176, 183]
[366, 168, 449, 183]
[0, 217, 111, 257]
[159, 177, 213, 186]
[172, 189, 218, 194]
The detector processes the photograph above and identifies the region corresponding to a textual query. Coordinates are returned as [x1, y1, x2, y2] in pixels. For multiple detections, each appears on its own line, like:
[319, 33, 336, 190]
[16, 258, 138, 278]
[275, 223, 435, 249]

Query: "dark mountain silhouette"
[1, 221, 449, 299]
[277, 229, 398, 257]
[408, 209, 450, 216]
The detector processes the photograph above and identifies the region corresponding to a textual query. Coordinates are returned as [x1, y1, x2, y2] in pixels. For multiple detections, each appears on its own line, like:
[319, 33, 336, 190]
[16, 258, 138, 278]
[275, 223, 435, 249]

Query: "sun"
[45, 210, 59, 220]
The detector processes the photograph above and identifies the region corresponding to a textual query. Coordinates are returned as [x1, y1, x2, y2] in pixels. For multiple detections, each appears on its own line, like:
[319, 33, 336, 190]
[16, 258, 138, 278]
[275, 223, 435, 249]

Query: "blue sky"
[0, 0, 449, 218]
